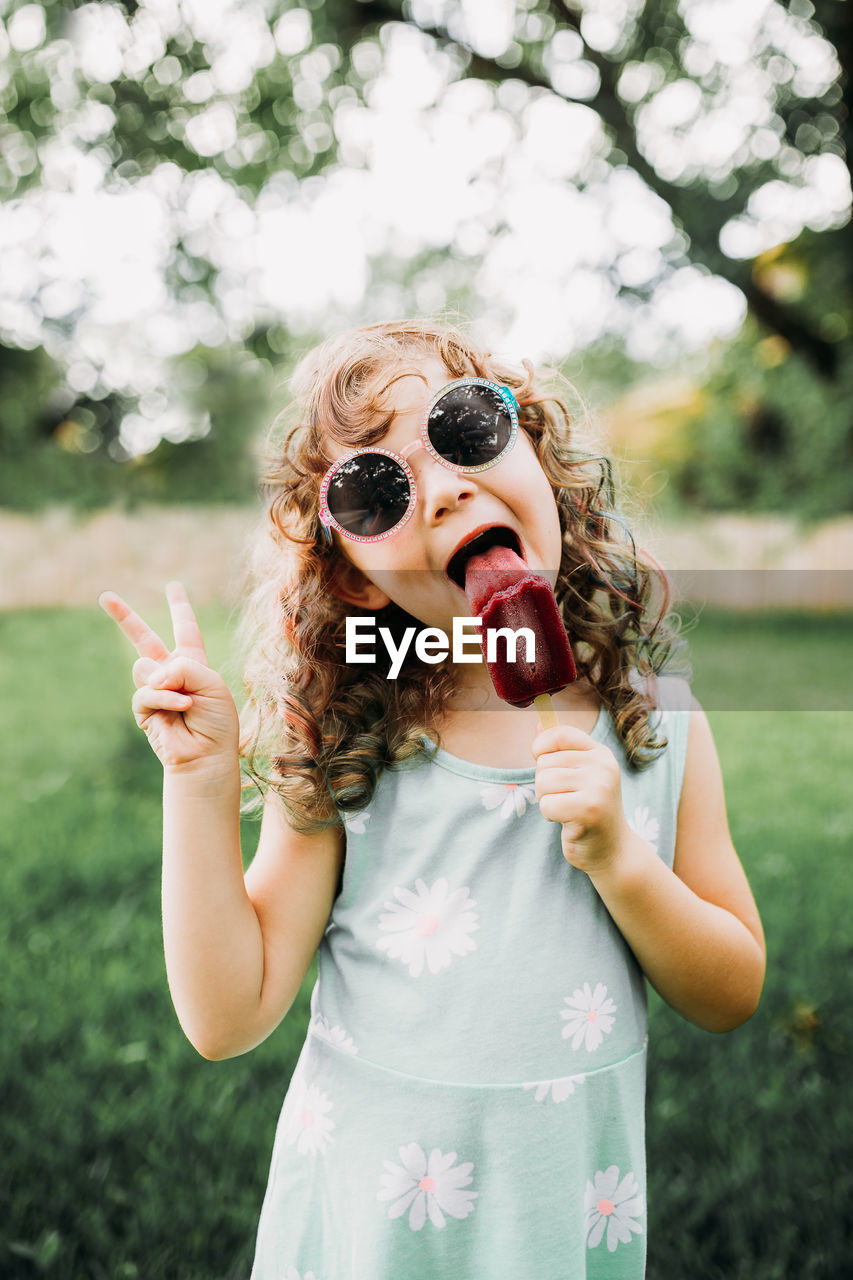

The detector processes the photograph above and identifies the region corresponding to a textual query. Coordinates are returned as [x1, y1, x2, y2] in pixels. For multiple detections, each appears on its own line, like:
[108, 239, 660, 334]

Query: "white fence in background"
[2, 506, 853, 610]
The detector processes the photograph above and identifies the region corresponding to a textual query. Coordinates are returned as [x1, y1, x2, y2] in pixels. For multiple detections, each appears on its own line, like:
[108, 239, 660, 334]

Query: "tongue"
[464, 544, 531, 615]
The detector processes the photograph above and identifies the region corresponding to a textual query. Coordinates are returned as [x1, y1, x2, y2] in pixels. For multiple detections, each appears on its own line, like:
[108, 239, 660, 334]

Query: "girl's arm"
[101, 584, 343, 1061]
[534, 701, 766, 1033]
[214, 790, 344, 1061]
[162, 764, 343, 1061]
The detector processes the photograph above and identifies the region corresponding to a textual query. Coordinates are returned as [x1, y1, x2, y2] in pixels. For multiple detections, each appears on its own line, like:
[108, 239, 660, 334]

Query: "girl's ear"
[329, 558, 391, 610]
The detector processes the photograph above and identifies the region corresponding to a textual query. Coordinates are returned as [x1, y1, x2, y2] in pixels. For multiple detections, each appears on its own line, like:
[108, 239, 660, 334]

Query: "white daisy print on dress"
[584, 1166, 644, 1252]
[523, 1074, 587, 1102]
[480, 781, 538, 819]
[282, 1077, 335, 1156]
[378, 1143, 478, 1231]
[342, 808, 370, 834]
[627, 805, 660, 852]
[309, 1013, 358, 1055]
[561, 982, 617, 1051]
[376, 878, 478, 977]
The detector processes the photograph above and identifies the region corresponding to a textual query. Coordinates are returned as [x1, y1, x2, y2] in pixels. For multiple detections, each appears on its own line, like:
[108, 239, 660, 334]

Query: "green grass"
[1, 605, 851, 1278]
[646, 706, 853, 1278]
[677, 606, 853, 710]
[0, 606, 311, 1280]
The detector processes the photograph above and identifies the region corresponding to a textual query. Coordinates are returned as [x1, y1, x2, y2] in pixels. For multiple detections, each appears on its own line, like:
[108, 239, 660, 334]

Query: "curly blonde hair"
[238, 318, 682, 832]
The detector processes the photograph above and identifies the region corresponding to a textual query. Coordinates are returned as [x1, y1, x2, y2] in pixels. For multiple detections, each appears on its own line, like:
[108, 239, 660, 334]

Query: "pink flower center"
[419, 1176, 437, 1194]
[597, 1198, 615, 1216]
[301, 1109, 315, 1128]
[586, 1009, 598, 1022]
[414, 913, 440, 937]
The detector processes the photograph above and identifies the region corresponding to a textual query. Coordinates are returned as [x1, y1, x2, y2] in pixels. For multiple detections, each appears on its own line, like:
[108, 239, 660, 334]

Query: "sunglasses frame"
[318, 377, 520, 544]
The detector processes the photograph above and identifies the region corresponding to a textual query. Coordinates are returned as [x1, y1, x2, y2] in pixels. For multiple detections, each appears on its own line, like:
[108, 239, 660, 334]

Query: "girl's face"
[325, 355, 563, 635]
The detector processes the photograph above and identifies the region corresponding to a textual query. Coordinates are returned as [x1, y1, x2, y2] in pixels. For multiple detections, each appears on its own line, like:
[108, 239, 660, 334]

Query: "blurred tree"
[366, 0, 849, 379]
[0, 336, 282, 508]
[0, 0, 849, 509]
[663, 229, 853, 518]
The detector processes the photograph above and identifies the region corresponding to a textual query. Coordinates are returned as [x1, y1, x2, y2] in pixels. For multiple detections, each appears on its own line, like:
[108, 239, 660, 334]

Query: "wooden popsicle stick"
[534, 692, 557, 729]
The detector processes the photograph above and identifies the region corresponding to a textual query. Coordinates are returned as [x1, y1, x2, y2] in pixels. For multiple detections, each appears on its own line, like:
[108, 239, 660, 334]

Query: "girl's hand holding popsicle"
[532, 724, 632, 876]
[99, 581, 239, 777]
[464, 544, 627, 874]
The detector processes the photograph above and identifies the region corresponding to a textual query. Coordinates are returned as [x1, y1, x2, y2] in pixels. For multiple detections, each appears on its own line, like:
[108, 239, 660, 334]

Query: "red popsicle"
[464, 545, 576, 726]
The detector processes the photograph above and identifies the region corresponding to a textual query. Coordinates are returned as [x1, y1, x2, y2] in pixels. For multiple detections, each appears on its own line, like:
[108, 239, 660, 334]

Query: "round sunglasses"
[318, 378, 520, 543]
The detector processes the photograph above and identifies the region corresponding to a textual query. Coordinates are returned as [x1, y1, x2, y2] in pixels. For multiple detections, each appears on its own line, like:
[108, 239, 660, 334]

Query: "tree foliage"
[0, 0, 849, 511]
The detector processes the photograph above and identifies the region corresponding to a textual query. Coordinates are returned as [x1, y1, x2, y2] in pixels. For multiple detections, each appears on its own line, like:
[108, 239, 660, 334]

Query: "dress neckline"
[418, 702, 608, 783]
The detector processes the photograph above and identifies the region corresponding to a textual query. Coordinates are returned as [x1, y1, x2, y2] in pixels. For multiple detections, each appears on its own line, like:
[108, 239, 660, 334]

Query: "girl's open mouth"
[445, 526, 524, 591]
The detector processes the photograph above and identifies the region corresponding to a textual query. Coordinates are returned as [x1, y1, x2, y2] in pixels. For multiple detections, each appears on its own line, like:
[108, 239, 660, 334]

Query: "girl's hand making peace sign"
[99, 581, 240, 776]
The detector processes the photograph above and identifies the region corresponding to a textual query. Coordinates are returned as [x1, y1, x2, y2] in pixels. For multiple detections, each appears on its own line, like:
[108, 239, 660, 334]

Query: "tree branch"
[356, 0, 842, 378]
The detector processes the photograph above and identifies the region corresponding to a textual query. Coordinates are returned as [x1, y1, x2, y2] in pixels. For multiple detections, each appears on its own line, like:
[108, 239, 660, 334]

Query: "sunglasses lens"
[427, 384, 513, 468]
[326, 452, 412, 538]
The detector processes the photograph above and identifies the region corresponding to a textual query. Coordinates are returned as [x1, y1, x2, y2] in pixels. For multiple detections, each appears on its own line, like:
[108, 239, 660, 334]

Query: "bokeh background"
[1, 1, 851, 1276]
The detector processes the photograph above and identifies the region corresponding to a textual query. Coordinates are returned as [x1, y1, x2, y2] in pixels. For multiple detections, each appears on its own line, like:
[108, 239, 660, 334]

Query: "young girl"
[100, 319, 765, 1279]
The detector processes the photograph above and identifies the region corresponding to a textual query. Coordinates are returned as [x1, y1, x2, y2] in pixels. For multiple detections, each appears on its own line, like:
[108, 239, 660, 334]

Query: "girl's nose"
[417, 455, 478, 525]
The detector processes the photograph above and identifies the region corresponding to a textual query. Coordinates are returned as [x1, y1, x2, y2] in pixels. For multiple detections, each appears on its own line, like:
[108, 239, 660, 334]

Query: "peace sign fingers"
[100, 582, 239, 770]
[99, 582, 209, 667]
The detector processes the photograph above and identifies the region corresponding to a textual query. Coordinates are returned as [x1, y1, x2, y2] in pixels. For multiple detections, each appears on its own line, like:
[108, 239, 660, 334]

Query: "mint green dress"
[250, 680, 692, 1280]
